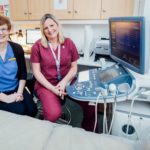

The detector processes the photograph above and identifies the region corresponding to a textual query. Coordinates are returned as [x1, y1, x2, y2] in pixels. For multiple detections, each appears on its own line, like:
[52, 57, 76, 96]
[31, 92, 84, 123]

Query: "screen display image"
[111, 22, 140, 68]
[99, 67, 120, 83]
[26, 29, 41, 44]
[109, 17, 146, 74]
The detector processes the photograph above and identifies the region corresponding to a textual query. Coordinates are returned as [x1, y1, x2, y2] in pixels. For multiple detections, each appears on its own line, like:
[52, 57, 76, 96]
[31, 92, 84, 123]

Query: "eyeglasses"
[0, 28, 8, 33]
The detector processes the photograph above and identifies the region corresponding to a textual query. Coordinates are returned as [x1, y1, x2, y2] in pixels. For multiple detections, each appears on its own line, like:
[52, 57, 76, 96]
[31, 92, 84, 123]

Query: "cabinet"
[9, 0, 51, 21]
[52, 0, 134, 20]
[9, 0, 134, 21]
[51, 0, 101, 19]
[101, 0, 134, 19]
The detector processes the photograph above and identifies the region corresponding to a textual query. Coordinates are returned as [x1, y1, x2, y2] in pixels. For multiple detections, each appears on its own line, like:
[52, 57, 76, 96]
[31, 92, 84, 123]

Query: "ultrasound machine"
[66, 16, 149, 103]
[66, 16, 150, 135]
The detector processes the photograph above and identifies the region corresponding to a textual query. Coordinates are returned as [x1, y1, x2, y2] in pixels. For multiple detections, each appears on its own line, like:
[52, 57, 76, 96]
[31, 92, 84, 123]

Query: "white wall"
[142, 0, 150, 72]
[62, 24, 109, 52]
[133, 0, 145, 16]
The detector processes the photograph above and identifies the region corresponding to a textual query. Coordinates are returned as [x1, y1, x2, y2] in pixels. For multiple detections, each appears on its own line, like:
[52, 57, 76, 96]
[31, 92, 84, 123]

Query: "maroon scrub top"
[30, 38, 79, 90]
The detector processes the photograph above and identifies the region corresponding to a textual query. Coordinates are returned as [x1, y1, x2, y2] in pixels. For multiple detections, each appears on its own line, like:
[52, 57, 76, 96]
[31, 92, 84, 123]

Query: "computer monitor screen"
[109, 17, 147, 74]
[26, 29, 41, 44]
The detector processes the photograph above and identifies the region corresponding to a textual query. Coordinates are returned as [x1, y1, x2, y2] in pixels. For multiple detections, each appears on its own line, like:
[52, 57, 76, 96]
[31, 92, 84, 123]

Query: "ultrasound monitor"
[109, 17, 148, 74]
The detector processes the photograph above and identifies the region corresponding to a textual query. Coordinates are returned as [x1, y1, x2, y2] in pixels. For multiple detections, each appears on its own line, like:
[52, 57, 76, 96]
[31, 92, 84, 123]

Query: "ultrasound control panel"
[66, 64, 136, 102]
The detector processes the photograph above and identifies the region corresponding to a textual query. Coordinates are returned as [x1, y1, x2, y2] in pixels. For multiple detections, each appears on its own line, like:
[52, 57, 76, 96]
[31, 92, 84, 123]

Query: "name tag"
[8, 57, 16, 61]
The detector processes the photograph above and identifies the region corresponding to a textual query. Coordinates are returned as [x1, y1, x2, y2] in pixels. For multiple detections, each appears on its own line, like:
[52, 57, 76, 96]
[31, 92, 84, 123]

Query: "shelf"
[78, 57, 101, 67]
[77, 55, 116, 68]
[60, 20, 108, 25]
[12, 19, 109, 25]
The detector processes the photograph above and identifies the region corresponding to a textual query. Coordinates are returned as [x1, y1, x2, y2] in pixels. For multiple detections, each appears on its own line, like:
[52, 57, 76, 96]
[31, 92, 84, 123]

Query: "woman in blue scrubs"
[0, 15, 37, 116]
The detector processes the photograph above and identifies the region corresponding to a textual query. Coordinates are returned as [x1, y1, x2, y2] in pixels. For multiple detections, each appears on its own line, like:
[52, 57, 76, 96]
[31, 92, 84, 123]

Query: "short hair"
[40, 13, 64, 48]
[0, 15, 11, 30]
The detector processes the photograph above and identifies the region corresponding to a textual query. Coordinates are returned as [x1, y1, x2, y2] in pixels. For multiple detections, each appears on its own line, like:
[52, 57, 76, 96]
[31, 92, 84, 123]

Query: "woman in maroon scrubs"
[30, 13, 98, 132]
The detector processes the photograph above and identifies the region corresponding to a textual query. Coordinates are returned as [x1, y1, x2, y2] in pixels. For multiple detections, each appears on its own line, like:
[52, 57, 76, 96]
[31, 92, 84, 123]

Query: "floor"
[34, 94, 105, 133]
[61, 97, 105, 133]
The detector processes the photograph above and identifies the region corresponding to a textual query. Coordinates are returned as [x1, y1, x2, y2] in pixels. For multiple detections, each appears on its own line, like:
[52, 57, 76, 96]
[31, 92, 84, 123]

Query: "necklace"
[0, 42, 7, 51]
[0, 49, 5, 52]
[0, 45, 7, 52]
[50, 42, 58, 50]
[0, 49, 6, 54]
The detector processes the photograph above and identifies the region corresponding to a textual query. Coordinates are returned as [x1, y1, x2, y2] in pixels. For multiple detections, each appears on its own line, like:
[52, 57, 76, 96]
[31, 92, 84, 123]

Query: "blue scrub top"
[0, 43, 18, 92]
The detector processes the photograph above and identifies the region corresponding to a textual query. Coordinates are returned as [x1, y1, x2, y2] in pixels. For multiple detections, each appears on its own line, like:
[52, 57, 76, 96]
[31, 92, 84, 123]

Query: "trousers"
[0, 87, 37, 117]
[36, 86, 99, 132]
[36, 86, 62, 122]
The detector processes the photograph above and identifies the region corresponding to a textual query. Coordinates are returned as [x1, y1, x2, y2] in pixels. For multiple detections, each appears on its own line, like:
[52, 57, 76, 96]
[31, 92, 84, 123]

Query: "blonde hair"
[40, 13, 64, 48]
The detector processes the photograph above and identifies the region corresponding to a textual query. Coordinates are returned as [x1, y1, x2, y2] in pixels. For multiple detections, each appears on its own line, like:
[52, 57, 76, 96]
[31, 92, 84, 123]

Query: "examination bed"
[0, 110, 149, 150]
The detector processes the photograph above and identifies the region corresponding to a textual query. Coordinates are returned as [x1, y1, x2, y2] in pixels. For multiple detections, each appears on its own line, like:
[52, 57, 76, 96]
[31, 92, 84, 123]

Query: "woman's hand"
[4, 93, 18, 103]
[16, 93, 24, 101]
[56, 80, 67, 100]
[52, 84, 67, 100]
[56, 80, 67, 92]
[1, 93, 23, 103]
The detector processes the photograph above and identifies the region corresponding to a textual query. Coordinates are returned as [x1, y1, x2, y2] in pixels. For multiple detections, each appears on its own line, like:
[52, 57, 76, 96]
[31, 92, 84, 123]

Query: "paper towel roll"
[84, 25, 93, 60]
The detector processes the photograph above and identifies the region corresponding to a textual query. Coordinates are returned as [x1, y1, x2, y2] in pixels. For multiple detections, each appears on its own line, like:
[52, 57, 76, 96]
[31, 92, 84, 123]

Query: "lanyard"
[49, 43, 61, 80]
